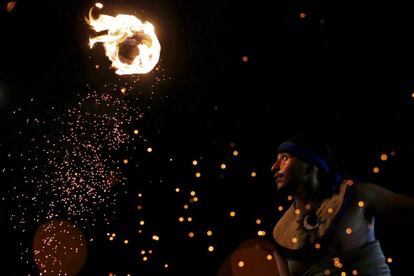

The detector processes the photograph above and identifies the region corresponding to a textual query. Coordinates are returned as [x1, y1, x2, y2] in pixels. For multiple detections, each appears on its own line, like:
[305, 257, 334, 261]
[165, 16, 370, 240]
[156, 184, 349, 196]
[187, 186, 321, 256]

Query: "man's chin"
[276, 182, 291, 193]
[276, 182, 286, 191]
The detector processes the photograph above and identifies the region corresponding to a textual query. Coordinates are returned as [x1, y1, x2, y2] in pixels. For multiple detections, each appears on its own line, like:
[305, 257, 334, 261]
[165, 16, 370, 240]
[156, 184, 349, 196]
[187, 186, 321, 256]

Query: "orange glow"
[380, 154, 388, 161]
[33, 220, 87, 275]
[6, 1, 16, 12]
[242, 56, 249, 62]
[345, 227, 352, 235]
[373, 167, 380, 173]
[299, 12, 306, 19]
[358, 201, 365, 207]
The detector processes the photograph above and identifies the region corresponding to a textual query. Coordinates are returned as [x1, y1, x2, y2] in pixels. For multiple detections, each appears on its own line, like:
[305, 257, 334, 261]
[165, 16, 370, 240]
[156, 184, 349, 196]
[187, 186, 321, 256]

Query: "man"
[270, 134, 414, 276]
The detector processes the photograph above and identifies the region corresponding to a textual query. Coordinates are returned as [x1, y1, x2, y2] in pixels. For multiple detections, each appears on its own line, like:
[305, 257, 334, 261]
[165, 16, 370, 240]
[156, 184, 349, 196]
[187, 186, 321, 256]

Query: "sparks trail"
[11, 91, 143, 232]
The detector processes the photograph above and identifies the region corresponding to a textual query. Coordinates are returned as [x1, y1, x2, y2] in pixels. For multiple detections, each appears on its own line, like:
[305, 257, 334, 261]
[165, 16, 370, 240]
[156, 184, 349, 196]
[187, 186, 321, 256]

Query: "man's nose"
[271, 161, 279, 173]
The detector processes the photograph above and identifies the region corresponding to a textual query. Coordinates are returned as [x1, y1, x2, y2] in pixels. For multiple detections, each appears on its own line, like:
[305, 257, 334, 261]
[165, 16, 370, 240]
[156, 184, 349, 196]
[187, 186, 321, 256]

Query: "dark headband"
[277, 141, 330, 173]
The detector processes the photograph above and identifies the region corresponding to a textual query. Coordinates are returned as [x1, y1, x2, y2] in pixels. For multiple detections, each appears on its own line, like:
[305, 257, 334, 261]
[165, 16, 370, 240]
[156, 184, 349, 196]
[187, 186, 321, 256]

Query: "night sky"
[1, 0, 414, 275]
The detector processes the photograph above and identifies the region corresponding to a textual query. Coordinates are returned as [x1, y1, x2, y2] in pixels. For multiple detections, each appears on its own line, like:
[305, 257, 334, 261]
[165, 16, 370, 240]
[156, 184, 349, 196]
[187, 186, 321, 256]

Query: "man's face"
[271, 152, 309, 193]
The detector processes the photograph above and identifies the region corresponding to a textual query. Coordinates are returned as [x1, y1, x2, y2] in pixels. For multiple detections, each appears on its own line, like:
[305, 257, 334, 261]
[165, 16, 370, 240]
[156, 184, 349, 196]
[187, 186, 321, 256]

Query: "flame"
[86, 5, 161, 75]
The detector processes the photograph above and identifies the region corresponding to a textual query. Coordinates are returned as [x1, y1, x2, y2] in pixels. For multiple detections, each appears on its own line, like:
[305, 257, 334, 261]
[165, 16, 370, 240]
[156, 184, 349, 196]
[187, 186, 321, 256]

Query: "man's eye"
[282, 155, 288, 161]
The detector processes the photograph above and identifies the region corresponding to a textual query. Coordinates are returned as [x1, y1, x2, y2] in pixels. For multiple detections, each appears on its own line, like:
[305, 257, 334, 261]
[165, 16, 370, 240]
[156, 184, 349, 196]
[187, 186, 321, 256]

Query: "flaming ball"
[86, 5, 161, 75]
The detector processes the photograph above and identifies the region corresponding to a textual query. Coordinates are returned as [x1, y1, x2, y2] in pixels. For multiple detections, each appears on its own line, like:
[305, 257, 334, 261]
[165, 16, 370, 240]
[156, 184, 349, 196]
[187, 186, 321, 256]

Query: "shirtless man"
[270, 134, 414, 276]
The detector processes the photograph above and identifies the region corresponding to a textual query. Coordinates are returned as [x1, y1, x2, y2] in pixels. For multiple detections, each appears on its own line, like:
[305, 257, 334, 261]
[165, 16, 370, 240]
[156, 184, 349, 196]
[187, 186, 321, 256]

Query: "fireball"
[86, 4, 161, 75]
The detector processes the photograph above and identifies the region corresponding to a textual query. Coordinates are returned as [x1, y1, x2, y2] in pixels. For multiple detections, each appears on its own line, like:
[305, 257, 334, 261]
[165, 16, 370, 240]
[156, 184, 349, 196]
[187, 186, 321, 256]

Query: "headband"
[277, 141, 330, 174]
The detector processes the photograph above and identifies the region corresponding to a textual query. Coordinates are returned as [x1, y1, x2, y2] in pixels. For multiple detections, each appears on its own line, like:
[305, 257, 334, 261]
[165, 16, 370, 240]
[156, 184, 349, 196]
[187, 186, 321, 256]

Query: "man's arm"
[273, 249, 291, 276]
[356, 182, 414, 223]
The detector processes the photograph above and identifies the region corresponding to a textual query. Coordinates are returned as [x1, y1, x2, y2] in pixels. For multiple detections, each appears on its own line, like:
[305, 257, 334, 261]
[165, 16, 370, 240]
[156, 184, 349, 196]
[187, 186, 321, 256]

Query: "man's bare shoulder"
[353, 181, 391, 204]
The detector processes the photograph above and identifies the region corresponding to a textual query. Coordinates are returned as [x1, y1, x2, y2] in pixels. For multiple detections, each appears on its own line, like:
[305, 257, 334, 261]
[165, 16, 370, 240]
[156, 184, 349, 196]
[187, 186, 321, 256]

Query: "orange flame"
[86, 4, 161, 75]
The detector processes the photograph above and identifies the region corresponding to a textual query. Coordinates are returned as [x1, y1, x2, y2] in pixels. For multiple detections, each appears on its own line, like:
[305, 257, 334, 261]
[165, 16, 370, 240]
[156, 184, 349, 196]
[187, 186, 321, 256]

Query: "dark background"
[1, 0, 414, 275]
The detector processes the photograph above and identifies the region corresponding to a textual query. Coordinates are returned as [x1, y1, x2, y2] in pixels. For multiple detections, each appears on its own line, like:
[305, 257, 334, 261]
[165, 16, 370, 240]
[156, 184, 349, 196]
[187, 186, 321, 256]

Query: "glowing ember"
[86, 5, 161, 75]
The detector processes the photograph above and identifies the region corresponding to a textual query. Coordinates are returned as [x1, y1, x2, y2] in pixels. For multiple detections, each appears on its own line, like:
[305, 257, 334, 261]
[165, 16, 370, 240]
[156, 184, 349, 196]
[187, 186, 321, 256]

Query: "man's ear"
[305, 164, 318, 176]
